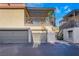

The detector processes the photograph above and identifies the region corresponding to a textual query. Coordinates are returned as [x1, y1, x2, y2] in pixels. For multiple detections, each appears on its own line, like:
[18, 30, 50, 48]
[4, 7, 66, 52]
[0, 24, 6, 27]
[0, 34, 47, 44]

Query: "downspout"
[53, 8, 56, 26]
[25, 6, 32, 43]
[73, 11, 76, 27]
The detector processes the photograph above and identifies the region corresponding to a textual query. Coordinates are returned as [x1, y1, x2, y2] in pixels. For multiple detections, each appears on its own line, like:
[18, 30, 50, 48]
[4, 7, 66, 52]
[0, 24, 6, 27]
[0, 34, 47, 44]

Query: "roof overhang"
[0, 3, 25, 9]
[63, 9, 79, 18]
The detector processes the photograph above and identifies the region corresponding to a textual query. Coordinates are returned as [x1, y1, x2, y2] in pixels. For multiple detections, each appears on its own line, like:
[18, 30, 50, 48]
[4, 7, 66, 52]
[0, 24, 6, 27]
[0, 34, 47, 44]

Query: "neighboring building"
[60, 10, 79, 43]
[0, 3, 56, 44]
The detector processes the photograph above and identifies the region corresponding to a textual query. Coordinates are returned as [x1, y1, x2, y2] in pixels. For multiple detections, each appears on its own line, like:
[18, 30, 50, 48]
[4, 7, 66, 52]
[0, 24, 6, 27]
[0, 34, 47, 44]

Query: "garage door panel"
[0, 30, 28, 43]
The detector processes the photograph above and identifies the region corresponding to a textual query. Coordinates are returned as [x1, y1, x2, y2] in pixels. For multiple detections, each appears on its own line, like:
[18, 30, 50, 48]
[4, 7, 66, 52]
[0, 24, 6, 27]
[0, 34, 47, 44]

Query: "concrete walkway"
[0, 40, 79, 56]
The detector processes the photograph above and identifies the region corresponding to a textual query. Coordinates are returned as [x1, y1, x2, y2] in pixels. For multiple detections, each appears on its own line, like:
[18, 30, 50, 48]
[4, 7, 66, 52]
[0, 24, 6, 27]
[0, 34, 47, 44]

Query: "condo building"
[0, 3, 56, 44]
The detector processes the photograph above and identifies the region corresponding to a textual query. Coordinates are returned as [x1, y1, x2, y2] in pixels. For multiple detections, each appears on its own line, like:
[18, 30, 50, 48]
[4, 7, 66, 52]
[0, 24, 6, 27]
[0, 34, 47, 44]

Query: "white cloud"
[56, 7, 61, 13]
[56, 17, 63, 26]
[64, 6, 69, 10]
[64, 6, 71, 13]
[65, 8, 71, 13]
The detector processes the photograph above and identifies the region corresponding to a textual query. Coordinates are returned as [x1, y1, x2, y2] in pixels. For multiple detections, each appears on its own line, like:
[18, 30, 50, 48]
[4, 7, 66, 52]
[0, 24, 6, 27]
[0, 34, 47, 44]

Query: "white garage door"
[32, 30, 47, 43]
[0, 29, 28, 43]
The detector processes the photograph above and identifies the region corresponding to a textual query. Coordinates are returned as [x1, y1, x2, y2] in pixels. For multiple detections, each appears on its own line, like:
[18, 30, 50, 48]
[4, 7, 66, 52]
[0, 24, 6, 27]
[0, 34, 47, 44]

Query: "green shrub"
[56, 32, 63, 40]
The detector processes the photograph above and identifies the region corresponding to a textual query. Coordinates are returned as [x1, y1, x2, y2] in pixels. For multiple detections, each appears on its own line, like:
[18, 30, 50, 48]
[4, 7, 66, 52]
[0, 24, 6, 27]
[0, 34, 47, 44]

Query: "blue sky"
[26, 3, 79, 26]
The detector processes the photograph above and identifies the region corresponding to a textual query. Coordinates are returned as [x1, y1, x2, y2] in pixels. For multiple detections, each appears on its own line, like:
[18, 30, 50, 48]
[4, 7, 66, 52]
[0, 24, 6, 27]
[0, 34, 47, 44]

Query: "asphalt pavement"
[0, 41, 79, 56]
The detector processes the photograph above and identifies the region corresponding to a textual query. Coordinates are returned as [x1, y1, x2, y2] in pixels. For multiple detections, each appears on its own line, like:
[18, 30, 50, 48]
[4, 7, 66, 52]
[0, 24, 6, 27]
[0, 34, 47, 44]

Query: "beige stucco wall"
[0, 9, 25, 28]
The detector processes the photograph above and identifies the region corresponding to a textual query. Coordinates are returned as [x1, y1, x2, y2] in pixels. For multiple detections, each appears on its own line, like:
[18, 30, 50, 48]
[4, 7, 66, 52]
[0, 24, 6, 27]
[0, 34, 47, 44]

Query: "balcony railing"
[25, 17, 55, 26]
[60, 19, 79, 29]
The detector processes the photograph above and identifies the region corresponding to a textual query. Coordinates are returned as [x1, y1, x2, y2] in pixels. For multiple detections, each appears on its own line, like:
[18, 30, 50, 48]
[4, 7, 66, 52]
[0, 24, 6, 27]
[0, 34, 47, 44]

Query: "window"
[75, 12, 79, 16]
[32, 17, 41, 25]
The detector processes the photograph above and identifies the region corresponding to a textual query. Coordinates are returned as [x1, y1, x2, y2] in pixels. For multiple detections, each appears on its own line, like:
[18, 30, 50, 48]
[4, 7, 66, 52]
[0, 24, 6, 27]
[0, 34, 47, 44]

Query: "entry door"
[40, 31, 47, 43]
[68, 30, 73, 42]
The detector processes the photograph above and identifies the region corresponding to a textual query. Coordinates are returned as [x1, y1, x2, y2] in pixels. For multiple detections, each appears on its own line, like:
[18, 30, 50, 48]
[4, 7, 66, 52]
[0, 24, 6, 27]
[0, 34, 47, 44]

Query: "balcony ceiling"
[25, 8, 54, 17]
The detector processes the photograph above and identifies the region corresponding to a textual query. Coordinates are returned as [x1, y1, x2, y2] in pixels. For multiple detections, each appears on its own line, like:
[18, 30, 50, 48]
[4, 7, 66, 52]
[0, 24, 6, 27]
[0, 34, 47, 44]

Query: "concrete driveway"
[0, 41, 79, 56]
